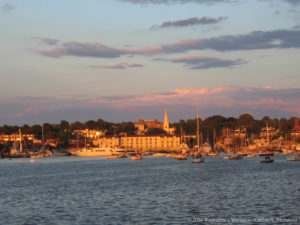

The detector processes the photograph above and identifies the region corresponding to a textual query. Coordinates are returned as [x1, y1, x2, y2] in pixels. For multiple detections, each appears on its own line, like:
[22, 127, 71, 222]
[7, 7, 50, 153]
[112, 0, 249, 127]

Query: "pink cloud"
[1, 86, 299, 124]
[87, 86, 300, 115]
[91, 63, 145, 70]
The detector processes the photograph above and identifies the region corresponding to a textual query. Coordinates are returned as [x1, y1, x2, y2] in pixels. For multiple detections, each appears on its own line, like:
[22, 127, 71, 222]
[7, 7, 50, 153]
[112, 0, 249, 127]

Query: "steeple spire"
[163, 108, 169, 133]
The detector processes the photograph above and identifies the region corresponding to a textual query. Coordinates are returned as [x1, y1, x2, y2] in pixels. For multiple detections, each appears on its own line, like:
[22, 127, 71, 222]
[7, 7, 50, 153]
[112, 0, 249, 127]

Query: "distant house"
[72, 129, 105, 139]
[134, 109, 175, 135]
[0, 133, 34, 142]
[291, 118, 300, 138]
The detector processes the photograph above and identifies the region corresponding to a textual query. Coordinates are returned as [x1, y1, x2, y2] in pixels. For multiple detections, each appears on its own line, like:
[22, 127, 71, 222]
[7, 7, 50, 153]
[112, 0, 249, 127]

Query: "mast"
[197, 110, 200, 152]
[213, 129, 216, 148]
[42, 123, 45, 150]
[19, 128, 23, 155]
[266, 122, 269, 145]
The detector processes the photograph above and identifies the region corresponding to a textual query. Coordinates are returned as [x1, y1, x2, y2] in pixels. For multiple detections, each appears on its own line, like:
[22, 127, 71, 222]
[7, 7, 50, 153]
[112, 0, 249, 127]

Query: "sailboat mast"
[19, 128, 23, 154]
[197, 110, 200, 152]
[42, 123, 45, 148]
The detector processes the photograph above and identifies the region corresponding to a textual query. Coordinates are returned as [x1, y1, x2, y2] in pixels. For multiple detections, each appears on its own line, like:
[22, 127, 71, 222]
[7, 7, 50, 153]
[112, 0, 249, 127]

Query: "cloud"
[152, 16, 227, 29]
[1, 86, 299, 125]
[40, 41, 127, 58]
[1, 4, 15, 11]
[91, 63, 145, 69]
[169, 55, 246, 69]
[37, 28, 300, 59]
[32, 37, 59, 46]
[283, 0, 300, 6]
[159, 28, 300, 53]
[118, 0, 238, 5]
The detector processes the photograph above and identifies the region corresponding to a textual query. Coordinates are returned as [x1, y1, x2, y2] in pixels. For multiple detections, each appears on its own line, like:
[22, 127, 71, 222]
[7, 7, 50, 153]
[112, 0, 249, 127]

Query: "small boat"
[107, 154, 121, 159]
[152, 153, 168, 157]
[224, 155, 230, 160]
[131, 154, 142, 160]
[286, 153, 300, 161]
[247, 154, 256, 158]
[192, 154, 204, 163]
[230, 154, 243, 160]
[171, 153, 188, 160]
[260, 156, 274, 163]
[207, 152, 218, 156]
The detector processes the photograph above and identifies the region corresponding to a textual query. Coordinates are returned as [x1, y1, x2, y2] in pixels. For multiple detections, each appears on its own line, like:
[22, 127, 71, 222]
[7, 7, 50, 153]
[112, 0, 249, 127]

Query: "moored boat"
[170, 153, 188, 160]
[152, 153, 168, 157]
[207, 152, 218, 156]
[230, 154, 243, 160]
[286, 153, 300, 161]
[192, 154, 204, 163]
[131, 154, 142, 160]
[107, 154, 121, 159]
[73, 146, 112, 156]
[261, 156, 274, 163]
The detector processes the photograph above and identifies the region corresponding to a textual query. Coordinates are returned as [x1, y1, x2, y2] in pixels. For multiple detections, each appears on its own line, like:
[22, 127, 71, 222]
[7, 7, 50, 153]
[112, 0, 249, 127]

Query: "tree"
[85, 120, 98, 130]
[145, 128, 167, 135]
[70, 121, 85, 131]
[117, 122, 135, 135]
[31, 125, 42, 139]
[238, 113, 255, 127]
[279, 118, 289, 133]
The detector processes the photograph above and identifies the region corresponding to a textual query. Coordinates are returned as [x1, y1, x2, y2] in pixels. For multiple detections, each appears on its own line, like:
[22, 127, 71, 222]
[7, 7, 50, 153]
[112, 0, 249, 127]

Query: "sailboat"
[193, 110, 204, 163]
[9, 129, 31, 158]
[10, 130, 23, 157]
[31, 124, 52, 158]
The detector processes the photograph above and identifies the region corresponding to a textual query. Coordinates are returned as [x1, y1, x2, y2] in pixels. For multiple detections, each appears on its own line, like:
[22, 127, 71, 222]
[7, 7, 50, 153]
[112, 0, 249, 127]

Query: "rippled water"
[0, 155, 299, 224]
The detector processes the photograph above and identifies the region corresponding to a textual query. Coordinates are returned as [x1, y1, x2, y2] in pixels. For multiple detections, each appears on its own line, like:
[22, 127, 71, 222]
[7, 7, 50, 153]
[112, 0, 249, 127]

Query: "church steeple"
[163, 108, 169, 133]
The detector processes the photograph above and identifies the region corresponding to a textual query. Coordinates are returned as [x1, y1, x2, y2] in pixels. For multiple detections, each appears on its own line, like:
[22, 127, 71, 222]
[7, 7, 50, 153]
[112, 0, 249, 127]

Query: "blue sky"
[1, 0, 300, 125]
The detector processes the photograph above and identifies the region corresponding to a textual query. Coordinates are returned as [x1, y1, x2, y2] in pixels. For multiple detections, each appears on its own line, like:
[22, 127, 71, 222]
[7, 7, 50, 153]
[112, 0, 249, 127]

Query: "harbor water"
[0, 155, 299, 224]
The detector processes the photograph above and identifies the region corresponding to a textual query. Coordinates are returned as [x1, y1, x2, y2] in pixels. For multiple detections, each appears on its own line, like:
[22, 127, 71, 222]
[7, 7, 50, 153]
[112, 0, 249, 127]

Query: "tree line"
[0, 114, 299, 143]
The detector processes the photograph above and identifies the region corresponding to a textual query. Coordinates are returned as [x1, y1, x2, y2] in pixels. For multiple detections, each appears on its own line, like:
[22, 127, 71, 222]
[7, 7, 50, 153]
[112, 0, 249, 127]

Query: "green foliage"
[145, 128, 167, 135]
[0, 115, 299, 143]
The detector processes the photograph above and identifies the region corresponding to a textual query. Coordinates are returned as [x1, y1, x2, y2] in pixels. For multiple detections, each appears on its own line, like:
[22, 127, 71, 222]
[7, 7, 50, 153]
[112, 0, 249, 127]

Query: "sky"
[1, 0, 300, 125]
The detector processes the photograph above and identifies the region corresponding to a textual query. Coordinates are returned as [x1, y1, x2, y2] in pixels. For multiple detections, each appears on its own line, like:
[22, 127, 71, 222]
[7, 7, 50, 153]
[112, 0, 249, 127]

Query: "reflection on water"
[0, 155, 299, 224]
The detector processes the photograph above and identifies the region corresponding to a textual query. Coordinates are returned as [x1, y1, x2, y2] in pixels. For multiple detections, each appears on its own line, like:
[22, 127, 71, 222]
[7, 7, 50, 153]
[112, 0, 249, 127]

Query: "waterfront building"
[0, 133, 34, 142]
[93, 134, 181, 152]
[232, 127, 247, 138]
[72, 129, 105, 139]
[93, 136, 120, 148]
[134, 109, 175, 135]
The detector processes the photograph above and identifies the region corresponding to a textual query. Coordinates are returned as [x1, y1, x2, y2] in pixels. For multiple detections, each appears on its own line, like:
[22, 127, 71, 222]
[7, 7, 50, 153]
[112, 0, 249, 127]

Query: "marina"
[0, 155, 299, 224]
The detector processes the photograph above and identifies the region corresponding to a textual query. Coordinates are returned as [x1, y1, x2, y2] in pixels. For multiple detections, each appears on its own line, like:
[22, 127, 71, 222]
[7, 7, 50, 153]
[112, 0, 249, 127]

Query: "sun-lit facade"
[93, 134, 181, 152]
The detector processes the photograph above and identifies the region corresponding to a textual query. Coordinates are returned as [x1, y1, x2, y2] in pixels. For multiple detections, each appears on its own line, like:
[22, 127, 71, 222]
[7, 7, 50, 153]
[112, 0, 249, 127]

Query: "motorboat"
[74, 146, 112, 156]
[207, 152, 218, 156]
[131, 154, 142, 160]
[230, 154, 243, 160]
[286, 153, 300, 161]
[107, 154, 121, 159]
[260, 156, 274, 163]
[192, 154, 204, 163]
[170, 153, 188, 160]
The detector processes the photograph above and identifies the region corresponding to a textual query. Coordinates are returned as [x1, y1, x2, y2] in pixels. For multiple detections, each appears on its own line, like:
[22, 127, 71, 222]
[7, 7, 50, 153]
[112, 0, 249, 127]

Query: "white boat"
[287, 153, 300, 161]
[74, 146, 112, 156]
[111, 146, 134, 158]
